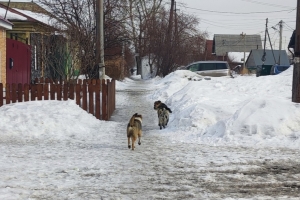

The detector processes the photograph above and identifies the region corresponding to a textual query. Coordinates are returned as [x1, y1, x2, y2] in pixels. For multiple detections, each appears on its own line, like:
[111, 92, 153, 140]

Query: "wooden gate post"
[102, 79, 107, 120]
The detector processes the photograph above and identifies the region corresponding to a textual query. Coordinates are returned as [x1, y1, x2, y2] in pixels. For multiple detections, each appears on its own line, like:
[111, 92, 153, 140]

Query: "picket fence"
[0, 78, 116, 120]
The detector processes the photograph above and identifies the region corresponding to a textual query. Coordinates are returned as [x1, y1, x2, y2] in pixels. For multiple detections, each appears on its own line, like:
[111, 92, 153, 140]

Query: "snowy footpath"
[0, 76, 300, 199]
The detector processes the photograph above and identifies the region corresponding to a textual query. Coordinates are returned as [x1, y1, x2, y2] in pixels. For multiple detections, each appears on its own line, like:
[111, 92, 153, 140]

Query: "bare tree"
[125, 0, 163, 76]
[36, 0, 207, 80]
[142, 4, 207, 76]
[37, 0, 133, 80]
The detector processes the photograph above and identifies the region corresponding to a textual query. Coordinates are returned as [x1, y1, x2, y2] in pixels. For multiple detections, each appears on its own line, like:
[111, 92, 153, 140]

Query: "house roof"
[246, 49, 290, 66]
[0, 15, 12, 29]
[0, 1, 50, 15]
[0, 3, 53, 27]
[213, 34, 262, 56]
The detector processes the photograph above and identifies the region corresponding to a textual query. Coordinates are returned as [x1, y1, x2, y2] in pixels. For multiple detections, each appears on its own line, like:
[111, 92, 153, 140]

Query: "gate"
[6, 38, 31, 85]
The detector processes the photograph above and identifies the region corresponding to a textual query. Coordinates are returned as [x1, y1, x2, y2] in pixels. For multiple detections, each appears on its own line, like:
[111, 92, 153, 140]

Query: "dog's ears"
[154, 100, 161, 104]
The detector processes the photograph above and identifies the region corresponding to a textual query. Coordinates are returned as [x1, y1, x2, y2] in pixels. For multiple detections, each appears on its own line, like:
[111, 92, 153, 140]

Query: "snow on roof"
[0, 6, 55, 26]
[0, 7, 26, 21]
[0, 14, 13, 29]
[15, 8, 54, 25]
[0, 0, 32, 2]
[228, 52, 250, 63]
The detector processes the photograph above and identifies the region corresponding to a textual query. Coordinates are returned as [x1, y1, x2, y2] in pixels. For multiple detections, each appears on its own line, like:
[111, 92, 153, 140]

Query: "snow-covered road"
[1, 78, 300, 199]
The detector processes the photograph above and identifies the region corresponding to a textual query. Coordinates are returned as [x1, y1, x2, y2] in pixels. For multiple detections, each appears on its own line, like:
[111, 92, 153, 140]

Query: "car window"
[216, 63, 228, 69]
[199, 63, 216, 71]
[188, 64, 199, 72]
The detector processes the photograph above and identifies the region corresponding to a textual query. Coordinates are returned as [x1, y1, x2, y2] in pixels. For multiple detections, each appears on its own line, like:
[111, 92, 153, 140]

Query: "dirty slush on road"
[110, 78, 300, 199]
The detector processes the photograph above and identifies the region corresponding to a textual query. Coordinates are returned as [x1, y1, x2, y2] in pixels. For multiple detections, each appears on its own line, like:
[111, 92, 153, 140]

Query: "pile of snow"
[148, 67, 300, 148]
[0, 100, 119, 143]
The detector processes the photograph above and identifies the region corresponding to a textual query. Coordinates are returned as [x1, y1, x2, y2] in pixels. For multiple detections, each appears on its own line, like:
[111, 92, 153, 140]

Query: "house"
[212, 34, 262, 61]
[0, 15, 13, 86]
[204, 40, 215, 61]
[0, 2, 59, 84]
[246, 49, 290, 75]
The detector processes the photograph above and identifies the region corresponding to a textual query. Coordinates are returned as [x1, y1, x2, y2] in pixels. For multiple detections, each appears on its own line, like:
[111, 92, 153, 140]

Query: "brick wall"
[0, 28, 6, 85]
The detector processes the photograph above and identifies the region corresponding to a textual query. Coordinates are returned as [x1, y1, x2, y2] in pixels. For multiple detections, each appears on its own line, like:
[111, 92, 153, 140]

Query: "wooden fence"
[0, 78, 116, 120]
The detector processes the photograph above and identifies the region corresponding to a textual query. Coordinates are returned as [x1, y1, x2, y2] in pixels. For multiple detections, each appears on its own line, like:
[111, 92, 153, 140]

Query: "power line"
[180, 6, 294, 15]
[283, 22, 295, 31]
[239, 0, 295, 9]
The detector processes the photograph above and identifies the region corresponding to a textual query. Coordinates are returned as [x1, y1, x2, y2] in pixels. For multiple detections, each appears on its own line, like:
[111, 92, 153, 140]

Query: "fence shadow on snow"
[0, 78, 116, 121]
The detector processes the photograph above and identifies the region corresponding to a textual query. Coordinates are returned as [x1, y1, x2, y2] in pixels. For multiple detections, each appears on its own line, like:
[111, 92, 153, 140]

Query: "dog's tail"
[129, 113, 137, 127]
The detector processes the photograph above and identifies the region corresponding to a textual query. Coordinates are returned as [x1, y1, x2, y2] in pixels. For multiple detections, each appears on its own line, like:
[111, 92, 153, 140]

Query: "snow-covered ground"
[0, 67, 300, 199]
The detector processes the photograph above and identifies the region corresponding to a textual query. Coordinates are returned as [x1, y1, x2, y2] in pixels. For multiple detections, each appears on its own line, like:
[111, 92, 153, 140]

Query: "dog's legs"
[132, 137, 136, 150]
[138, 131, 141, 145]
[128, 137, 131, 149]
[164, 116, 168, 128]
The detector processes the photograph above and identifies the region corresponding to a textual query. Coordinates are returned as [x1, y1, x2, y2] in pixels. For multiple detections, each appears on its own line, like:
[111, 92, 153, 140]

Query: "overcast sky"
[176, 0, 296, 50]
[2, 0, 296, 50]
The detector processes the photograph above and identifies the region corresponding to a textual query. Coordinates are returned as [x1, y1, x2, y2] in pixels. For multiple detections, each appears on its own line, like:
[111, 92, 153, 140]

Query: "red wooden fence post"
[37, 84, 43, 100]
[63, 84, 68, 100]
[57, 84, 62, 100]
[18, 83, 22, 102]
[95, 80, 101, 119]
[31, 85, 36, 101]
[69, 83, 74, 100]
[75, 84, 81, 106]
[0, 83, 3, 107]
[24, 84, 29, 102]
[6, 83, 10, 104]
[113, 80, 116, 110]
[82, 80, 87, 111]
[88, 82, 94, 115]
[107, 79, 111, 118]
[12, 83, 17, 103]
[102, 79, 107, 120]
[44, 82, 49, 100]
[50, 83, 56, 100]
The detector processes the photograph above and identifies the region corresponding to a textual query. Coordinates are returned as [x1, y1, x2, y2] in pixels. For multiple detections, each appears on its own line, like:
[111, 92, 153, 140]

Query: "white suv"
[185, 61, 231, 77]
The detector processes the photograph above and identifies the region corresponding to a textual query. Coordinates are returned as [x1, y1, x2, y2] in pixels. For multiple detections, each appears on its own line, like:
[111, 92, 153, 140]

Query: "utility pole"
[278, 20, 283, 64]
[240, 32, 246, 74]
[96, 0, 105, 79]
[279, 20, 283, 51]
[292, 0, 300, 102]
[162, 0, 174, 76]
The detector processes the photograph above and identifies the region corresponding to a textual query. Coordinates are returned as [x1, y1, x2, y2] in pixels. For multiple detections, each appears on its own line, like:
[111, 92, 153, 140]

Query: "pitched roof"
[246, 49, 290, 66]
[213, 34, 262, 56]
[0, 3, 55, 28]
[0, 1, 50, 15]
[0, 15, 12, 29]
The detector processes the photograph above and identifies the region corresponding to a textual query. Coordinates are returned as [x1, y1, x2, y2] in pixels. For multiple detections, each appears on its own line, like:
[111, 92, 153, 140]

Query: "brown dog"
[127, 113, 142, 150]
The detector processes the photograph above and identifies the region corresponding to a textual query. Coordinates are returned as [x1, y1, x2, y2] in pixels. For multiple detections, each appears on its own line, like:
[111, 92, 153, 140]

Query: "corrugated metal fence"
[0, 78, 116, 120]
